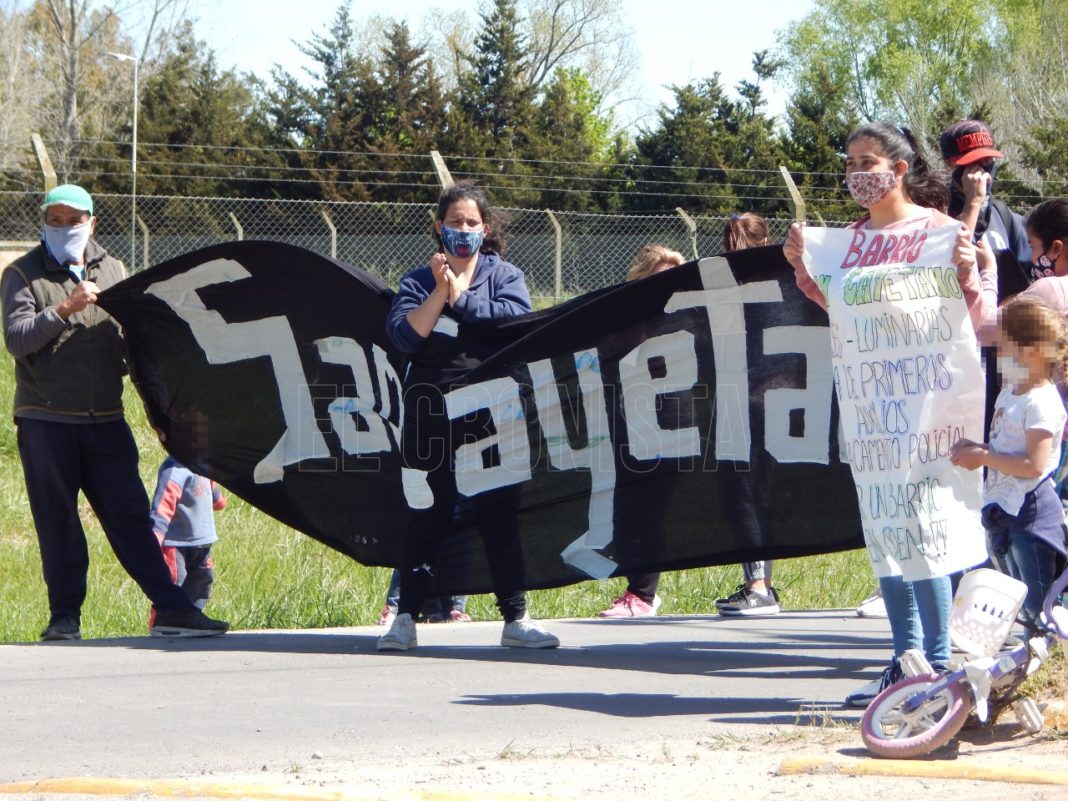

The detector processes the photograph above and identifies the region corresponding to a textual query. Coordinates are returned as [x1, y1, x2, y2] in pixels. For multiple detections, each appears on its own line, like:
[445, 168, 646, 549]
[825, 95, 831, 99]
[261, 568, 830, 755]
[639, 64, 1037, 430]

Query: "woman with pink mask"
[784, 123, 992, 708]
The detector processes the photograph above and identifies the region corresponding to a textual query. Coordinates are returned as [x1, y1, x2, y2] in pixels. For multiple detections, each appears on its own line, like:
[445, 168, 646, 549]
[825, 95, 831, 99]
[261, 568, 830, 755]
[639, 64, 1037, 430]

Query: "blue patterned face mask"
[439, 225, 484, 259]
[43, 220, 92, 266]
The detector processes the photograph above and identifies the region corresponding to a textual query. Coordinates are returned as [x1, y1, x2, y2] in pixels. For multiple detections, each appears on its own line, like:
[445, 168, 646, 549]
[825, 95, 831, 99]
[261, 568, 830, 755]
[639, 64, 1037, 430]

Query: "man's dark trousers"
[17, 417, 192, 620]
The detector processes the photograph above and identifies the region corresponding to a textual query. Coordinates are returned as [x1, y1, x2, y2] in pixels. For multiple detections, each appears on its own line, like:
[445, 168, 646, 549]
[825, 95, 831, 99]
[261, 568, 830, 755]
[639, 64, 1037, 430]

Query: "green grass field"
[0, 354, 878, 643]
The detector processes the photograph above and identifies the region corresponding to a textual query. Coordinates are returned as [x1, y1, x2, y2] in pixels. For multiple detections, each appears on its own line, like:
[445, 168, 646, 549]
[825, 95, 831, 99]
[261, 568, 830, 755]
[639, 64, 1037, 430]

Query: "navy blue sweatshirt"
[385, 252, 531, 381]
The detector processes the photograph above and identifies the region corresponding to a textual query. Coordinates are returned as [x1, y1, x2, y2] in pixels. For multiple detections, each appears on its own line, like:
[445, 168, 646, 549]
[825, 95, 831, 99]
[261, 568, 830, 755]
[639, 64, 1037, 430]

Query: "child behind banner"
[148, 455, 227, 621]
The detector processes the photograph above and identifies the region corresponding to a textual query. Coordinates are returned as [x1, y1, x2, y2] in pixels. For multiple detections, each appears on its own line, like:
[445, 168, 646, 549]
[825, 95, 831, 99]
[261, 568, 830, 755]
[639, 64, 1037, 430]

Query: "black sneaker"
[845, 660, 903, 708]
[715, 585, 782, 616]
[40, 616, 81, 641]
[149, 607, 229, 638]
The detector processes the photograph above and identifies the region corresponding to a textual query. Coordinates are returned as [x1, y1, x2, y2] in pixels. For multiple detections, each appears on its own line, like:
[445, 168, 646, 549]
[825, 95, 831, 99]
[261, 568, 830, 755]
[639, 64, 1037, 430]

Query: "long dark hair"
[1026, 198, 1068, 253]
[847, 123, 949, 212]
[434, 180, 507, 255]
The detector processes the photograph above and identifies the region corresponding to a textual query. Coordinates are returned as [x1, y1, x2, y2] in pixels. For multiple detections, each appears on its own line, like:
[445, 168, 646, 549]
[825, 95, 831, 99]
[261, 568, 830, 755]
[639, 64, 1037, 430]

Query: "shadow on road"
[454, 690, 862, 724]
[21, 622, 888, 686]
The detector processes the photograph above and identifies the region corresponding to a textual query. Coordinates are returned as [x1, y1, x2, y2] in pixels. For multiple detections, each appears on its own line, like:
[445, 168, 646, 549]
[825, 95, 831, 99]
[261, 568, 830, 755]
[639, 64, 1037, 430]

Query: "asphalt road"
[0, 610, 890, 783]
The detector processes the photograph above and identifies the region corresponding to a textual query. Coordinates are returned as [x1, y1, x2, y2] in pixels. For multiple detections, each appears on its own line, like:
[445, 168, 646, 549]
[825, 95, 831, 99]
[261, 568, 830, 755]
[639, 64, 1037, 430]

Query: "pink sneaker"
[597, 592, 661, 618]
[377, 605, 397, 627]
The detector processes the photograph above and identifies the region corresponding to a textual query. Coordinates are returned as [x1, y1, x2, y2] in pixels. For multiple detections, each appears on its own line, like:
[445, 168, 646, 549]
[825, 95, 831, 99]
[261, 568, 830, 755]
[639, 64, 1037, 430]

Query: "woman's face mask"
[844, 171, 897, 209]
[439, 225, 485, 259]
[42, 219, 93, 266]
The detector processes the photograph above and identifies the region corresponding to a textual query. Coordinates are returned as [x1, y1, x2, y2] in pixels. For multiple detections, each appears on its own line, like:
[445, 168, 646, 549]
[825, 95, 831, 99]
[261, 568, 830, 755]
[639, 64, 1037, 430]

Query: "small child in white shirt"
[951, 296, 1068, 621]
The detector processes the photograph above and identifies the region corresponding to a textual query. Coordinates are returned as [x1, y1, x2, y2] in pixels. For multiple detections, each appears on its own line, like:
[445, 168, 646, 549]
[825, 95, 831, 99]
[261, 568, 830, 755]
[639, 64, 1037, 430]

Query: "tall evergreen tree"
[628, 56, 787, 216]
[370, 21, 448, 202]
[265, 2, 378, 201]
[528, 67, 613, 211]
[445, 0, 538, 206]
[780, 63, 858, 221]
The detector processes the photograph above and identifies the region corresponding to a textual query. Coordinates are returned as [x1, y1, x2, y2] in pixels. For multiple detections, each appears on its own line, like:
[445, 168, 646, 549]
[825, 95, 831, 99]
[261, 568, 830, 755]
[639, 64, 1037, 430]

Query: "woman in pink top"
[784, 122, 988, 708]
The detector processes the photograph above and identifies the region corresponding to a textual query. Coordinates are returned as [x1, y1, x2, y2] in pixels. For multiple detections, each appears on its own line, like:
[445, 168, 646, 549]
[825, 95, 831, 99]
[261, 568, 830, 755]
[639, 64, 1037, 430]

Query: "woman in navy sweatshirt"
[377, 181, 559, 651]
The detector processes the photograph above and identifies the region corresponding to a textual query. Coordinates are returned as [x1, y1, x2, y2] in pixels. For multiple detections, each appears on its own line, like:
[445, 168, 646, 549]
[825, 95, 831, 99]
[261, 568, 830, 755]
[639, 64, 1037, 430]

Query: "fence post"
[30, 133, 57, 191]
[675, 207, 698, 260]
[779, 165, 807, 224]
[136, 213, 149, 270]
[545, 210, 563, 302]
[430, 151, 454, 188]
[229, 212, 244, 241]
[321, 208, 337, 259]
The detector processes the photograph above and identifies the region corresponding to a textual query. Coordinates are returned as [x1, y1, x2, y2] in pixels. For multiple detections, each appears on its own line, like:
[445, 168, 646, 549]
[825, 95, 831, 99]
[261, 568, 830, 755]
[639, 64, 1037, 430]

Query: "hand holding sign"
[949, 438, 988, 470]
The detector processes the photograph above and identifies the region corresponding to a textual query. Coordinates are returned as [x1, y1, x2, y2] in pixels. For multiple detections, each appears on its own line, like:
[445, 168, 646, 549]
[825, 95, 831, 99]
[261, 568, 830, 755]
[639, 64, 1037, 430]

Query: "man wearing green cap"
[1, 184, 230, 640]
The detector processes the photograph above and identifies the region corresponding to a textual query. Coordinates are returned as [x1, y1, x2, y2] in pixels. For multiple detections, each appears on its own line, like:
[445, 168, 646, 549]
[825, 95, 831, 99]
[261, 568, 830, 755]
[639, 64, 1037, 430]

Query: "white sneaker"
[856, 591, 888, 618]
[376, 612, 417, 651]
[501, 614, 560, 649]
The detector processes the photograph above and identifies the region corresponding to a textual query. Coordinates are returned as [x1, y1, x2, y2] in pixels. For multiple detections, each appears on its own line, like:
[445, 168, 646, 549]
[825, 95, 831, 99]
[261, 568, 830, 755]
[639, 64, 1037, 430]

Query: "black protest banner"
[99, 240, 862, 595]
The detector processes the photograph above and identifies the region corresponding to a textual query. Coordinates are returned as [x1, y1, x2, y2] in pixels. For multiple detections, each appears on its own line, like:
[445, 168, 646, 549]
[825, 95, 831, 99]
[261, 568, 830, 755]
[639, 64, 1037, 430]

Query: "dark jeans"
[398, 384, 526, 622]
[17, 418, 192, 619]
[993, 533, 1065, 623]
[385, 567, 466, 616]
[983, 480, 1068, 622]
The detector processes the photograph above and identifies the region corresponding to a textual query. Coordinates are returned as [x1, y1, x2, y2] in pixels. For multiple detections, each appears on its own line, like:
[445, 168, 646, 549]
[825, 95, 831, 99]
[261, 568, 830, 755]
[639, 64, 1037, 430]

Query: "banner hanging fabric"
[99, 240, 865, 596]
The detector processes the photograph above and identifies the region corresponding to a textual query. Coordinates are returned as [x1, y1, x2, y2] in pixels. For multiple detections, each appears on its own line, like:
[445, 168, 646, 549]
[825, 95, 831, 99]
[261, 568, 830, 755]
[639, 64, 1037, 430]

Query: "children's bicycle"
[861, 567, 1068, 758]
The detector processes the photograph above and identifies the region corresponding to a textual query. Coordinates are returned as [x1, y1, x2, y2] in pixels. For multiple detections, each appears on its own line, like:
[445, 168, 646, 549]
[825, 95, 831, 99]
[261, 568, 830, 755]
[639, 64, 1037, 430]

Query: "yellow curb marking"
[0, 777, 567, 801]
[778, 755, 1068, 786]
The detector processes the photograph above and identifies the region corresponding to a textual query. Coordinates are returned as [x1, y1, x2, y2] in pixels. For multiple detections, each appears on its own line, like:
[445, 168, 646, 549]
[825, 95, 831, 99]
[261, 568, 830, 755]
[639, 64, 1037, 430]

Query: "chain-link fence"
[0, 190, 851, 303]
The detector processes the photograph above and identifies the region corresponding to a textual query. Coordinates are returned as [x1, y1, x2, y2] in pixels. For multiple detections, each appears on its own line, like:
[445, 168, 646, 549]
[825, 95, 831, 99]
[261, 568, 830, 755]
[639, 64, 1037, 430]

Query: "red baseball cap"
[940, 120, 1003, 166]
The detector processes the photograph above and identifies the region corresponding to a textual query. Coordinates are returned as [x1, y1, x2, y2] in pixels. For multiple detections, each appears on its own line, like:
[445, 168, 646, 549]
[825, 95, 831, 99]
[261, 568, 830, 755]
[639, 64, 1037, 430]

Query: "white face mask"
[997, 354, 1031, 385]
[42, 219, 92, 266]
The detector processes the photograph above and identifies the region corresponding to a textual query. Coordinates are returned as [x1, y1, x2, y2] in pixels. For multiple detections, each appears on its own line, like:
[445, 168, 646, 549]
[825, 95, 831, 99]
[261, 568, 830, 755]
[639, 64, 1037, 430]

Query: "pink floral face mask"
[845, 171, 897, 209]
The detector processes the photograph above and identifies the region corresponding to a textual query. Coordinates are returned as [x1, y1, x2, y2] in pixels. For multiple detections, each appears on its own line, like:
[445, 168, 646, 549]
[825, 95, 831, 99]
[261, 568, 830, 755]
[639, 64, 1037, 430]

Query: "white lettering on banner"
[402, 466, 434, 509]
[444, 377, 532, 497]
[372, 343, 400, 425]
[146, 259, 331, 484]
[528, 350, 618, 579]
[619, 330, 700, 460]
[315, 337, 400, 456]
[763, 326, 834, 464]
[664, 256, 782, 461]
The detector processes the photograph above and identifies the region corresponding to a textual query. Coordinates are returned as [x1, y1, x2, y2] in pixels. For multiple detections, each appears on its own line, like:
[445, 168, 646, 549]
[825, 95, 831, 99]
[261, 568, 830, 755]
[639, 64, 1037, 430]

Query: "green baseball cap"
[41, 184, 94, 215]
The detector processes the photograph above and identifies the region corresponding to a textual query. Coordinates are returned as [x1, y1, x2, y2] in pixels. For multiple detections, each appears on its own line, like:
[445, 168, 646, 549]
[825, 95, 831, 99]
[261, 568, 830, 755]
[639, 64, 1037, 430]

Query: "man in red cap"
[941, 121, 1037, 497]
[940, 120, 1032, 296]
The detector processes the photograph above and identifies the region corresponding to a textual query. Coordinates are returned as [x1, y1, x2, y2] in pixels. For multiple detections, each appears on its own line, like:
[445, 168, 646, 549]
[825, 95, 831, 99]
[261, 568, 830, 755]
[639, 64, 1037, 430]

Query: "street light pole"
[107, 51, 138, 271]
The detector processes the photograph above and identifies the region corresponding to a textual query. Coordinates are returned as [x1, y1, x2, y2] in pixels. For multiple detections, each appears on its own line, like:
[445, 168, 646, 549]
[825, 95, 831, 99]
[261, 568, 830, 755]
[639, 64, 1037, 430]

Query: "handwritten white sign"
[803, 224, 987, 580]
